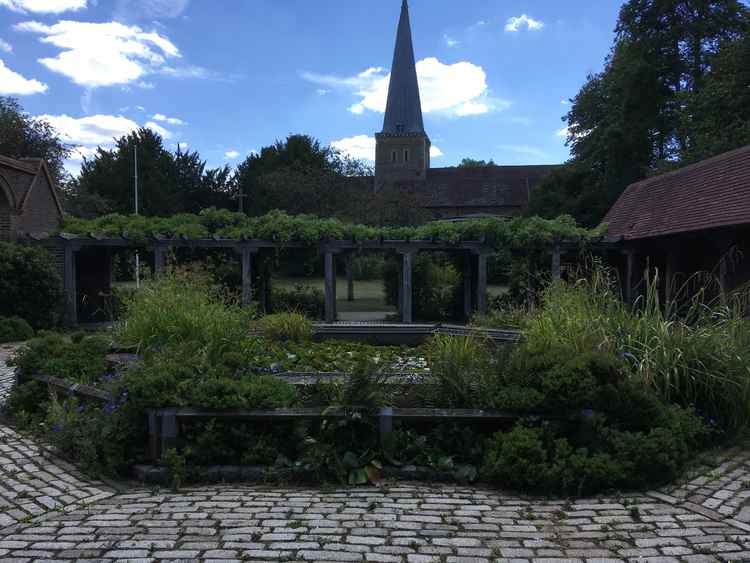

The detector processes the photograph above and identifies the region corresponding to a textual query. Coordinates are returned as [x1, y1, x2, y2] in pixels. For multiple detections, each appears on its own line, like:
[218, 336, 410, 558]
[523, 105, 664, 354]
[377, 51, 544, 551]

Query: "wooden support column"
[551, 246, 561, 282]
[463, 252, 474, 320]
[625, 249, 636, 306]
[401, 251, 414, 323]
[324, 250, 338, 323]
[160, 409, 178, 455]
[153, 246, 167, 277]
[240, 248, 256, 307]
[63, 243, 77, 326]
[345, 253, 355, 302]
[476, 253, 488, 315]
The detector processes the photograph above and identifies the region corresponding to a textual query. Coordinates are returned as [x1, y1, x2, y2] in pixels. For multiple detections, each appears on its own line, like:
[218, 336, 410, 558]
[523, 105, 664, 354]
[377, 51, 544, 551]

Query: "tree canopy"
[529, 0, 750, 227]
[0, 97, 70, 184]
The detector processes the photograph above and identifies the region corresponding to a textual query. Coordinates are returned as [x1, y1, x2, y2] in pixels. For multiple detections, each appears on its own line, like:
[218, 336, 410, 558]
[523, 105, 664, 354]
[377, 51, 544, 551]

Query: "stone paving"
[3, 357, 750, 561]
[0, 343, 20, 407]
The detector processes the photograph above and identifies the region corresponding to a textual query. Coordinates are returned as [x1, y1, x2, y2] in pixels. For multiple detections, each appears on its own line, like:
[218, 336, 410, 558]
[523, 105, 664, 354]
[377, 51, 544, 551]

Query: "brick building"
[0, 155, 64, 242]
[370, 0, 558, 219]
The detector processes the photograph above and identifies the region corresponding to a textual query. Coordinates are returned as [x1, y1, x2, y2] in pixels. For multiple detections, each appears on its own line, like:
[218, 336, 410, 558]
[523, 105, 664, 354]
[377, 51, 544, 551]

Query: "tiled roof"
[416, 165, 558, 208]
[603, 145, 750, 240]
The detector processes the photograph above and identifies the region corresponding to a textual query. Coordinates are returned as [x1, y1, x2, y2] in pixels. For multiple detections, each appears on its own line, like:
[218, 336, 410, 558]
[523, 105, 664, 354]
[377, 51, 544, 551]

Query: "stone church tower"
[375, 0, 431, 189]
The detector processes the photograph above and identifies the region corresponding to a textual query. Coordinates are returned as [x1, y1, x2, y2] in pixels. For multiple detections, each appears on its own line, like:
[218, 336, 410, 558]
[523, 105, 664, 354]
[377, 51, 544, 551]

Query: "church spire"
[381, 0, 424, 135]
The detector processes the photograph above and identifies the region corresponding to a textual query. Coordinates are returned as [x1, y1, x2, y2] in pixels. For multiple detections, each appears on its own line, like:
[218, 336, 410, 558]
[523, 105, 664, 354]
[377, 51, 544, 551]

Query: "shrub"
[524, 262, 750, 431]
[352, 255, 385, 280]
[115, 272, 250, 363]
[0, 316, 34, 343]
[256, 312, 314, 343]
[11, 332, 110, 384]
[269, 284, 325, 319]
[0, 242, 63, 328]
[384, 253, 462, 321]
[425, 335, 493, 408]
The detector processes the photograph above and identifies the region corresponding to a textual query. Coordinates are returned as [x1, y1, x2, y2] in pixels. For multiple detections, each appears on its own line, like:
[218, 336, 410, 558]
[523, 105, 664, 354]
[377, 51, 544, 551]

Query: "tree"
[70, 128, 235, 217]
[0, 97, 70, 184]
[458, 158, 496, 167]
[234, 134, 373, 218]
[529, 0, 750, 226]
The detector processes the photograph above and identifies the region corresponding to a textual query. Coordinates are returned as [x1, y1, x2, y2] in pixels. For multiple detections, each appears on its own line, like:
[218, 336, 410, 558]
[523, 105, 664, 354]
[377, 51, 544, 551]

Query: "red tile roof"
[603, 145, 750, 240]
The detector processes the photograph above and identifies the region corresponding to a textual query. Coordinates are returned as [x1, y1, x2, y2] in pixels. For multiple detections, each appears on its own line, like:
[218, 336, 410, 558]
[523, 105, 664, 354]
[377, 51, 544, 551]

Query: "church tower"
[375, 0, 431, 188]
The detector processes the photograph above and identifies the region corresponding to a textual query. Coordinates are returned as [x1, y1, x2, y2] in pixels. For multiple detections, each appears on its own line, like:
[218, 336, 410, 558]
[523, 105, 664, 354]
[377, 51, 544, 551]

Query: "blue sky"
[0, 0, 623, 175]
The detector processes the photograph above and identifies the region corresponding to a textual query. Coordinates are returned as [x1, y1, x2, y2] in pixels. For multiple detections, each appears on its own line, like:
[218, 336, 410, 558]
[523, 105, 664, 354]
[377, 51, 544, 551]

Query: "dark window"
[404, 149, 409, 162]
[392, 151, 397, 162]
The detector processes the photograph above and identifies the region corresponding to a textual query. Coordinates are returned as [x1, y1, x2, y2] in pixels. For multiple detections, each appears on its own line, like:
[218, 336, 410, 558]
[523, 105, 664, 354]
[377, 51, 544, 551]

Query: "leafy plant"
[0, 316, 34, 343]
[256, 312, 314, 343]
[269, 284, 325, 319]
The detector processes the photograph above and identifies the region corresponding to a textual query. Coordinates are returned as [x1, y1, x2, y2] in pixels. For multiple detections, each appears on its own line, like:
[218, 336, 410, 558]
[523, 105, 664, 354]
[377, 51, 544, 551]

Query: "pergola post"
[624, 249, 636, 306]
[240, 247, 257, 307]
[153, 246, 167, 277]
[476, 253, 488, 315]
[345, 253, 355, 302]
[551, 246, 561, 282]
[63, 243, 77, 326]
[324, 250, 338, 323]
[463, 252, 474, 320]
[400, 251, 414, 323]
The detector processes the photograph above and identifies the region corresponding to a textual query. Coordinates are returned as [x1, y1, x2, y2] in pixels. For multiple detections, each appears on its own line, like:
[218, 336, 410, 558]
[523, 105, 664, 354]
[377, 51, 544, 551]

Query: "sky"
[0, 0, 624, 175]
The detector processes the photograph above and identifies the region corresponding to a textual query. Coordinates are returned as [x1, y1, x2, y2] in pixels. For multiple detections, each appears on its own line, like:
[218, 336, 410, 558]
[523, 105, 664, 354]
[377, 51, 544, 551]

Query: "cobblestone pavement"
[0, 343, 20, 406]
[4, 360, 750, 561]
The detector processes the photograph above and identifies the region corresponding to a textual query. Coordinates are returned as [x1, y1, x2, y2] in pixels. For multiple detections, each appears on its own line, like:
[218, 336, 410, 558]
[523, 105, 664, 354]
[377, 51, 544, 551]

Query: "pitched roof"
[0, 154, 64, 217]
[381, 0, 425, 136]
[414, 165, 559, 208]
[603, 145, 750, 240]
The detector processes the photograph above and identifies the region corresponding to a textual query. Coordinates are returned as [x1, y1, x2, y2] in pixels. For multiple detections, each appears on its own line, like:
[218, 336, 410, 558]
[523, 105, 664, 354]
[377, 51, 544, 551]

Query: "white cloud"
[0, 59, 48, 95]
[114, 0, 189, 20]
[303, 57, 506, 118]
[145, 120, 172, 138]
[0, 39, 12, 53]
[330, 134, 443, 162]
[505, 14, 544, 32]
[224, 150, 240, 159]
[0, 0, 86, 13]
[498, 144, 549, 160]
[331, 135, 376, 161]
[176, 142, 189, 150]
[556, 126, 569, 138]
[316, 88, 330, 96]
[68, 145, 100, 162]
[153, 113, 186, 125]
[561, 99, 570, 105]
[444, 34, 459, 48]
[39, 113, 139, 145]
[16, 20, 181, 88]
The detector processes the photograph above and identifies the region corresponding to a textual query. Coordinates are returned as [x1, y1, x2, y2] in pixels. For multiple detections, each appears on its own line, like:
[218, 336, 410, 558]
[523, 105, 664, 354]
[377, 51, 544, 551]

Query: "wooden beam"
[324, 251, 337, 323]
[401, 251, 414, 323]
[551, 246, 561, 282]
[241, 248, 255, 307]
[476, 254, 488, 315]
[63, 244, 77, 326]
[345, 253, 355, 302]
[463, 252, 473, 320]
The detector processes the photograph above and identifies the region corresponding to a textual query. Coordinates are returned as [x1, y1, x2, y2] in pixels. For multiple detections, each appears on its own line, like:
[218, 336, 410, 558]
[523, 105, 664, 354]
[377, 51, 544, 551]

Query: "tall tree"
[458, 158, 496, 168]
[0, 97, 70, 183]
[235, 134, 373, 218]
[529, 0, 750, 227]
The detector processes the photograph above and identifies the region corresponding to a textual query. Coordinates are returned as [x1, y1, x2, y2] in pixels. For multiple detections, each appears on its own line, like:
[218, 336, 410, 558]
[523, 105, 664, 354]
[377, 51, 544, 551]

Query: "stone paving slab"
[1, 485, 750, 562]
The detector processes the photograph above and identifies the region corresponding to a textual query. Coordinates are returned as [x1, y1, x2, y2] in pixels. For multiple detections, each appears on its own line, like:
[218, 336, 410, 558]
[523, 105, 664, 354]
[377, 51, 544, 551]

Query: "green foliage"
[11, 332, 110, 384]
[351, 255, 385, 280]
[269, 285, 325, 320]
[384, 253, 462, 321]
[528, 1, 750, 226]
[524, 262, 750, 430]
[70, 128, 234, 217]
[114, 272, 250, 364]
[0, 97, 70, 184]
[5, 380, 48, 421]
[0, 317, 34, 343]
[425, 335, 493, 408]
[0, 243, 63, 329]
[61, 208, 599, 253]
[162, 448, 188, 490]
[256, 312, 314, 343]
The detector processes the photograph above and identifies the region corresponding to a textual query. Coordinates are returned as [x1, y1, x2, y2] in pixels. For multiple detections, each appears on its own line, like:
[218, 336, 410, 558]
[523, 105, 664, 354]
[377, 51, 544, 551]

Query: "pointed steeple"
[381, 0, 424, 135]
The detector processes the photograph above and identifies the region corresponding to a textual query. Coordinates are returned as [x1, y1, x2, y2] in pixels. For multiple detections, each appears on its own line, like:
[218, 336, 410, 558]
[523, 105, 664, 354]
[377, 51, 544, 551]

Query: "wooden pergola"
[24, 233, 621, 325]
